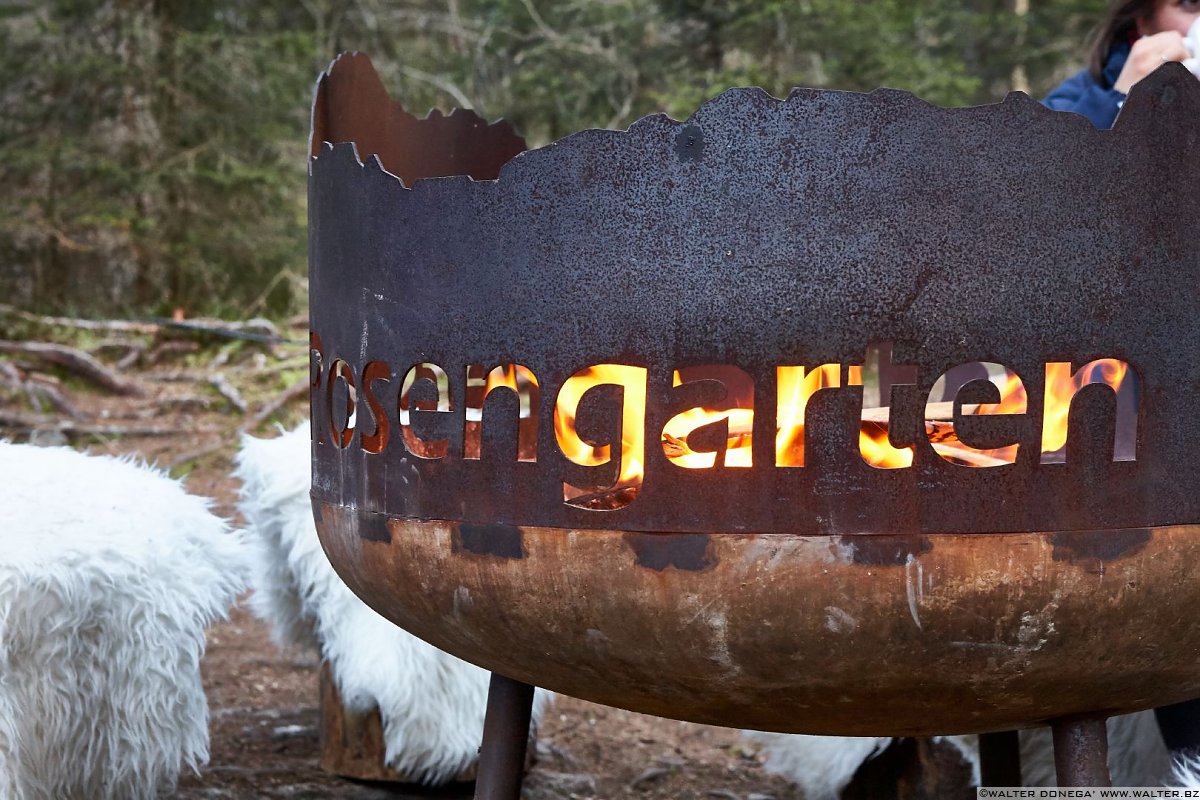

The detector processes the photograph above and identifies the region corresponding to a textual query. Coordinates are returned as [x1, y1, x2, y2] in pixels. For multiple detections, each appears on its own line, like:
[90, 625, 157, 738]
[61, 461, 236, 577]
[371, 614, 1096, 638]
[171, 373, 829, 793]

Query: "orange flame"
[552, 358, 1136, 499]
[859, 421, 915, 468]
[924, 367, 1026, 467]
[775, 364, 840, 467]
[662, 366, 754, 469]
[661, 406, 754, 468]
[1041, 359, 1132, 463]
[554, 365, 646, 505]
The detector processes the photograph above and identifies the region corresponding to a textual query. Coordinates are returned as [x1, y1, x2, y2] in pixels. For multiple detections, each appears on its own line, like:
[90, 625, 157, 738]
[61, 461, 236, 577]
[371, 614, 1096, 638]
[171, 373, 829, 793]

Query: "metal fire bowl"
[308, 54, 1200, 734]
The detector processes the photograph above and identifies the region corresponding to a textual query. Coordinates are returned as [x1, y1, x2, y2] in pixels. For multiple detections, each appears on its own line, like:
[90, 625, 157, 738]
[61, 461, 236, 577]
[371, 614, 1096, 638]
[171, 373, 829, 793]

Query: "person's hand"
[1115, 31, 1191, 93]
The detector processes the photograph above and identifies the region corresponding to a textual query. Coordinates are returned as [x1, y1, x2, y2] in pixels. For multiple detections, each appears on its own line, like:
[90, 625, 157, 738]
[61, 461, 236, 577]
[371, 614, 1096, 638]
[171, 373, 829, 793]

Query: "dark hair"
[1089, 0, 1158, 80]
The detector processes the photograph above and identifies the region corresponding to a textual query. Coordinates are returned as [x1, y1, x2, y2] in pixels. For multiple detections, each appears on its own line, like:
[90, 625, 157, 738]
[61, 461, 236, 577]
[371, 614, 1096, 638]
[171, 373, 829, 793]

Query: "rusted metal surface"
[317, 504, 1200, 735]
[309, 56, 1200, 537]
[1052, 718, 1111, 787]
[308, 54, 1200, 736]
[310, 53, 525, 185]
[474, 674, 534, 800]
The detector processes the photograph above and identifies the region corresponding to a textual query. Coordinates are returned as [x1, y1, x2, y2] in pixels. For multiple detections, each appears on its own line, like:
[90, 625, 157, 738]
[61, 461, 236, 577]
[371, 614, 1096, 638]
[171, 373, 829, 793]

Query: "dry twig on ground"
[0, 340, 144, 396]
[0, 410, 209, 438]
[241, 380, 308, 433]
[208, 373, 248, 413]
[0, 304, 160, 335]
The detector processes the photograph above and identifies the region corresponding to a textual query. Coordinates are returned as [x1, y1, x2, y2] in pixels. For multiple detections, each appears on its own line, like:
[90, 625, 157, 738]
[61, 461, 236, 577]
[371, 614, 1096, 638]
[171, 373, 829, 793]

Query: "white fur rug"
[236, 424, 549, 785]
[0, 443, 247, 800]
[746, 710, 1176, 797]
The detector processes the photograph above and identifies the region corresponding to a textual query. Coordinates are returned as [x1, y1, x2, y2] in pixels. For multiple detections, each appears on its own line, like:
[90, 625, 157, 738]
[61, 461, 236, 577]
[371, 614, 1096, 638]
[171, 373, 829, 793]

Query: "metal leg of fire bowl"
[979, 730, 1022, 786]
[474, 672, 535, 800]
[1052, 717, 1111, 787]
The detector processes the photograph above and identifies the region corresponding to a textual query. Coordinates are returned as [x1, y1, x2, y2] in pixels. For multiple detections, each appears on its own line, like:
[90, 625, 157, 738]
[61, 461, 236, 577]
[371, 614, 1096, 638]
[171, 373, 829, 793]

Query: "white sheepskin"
[0, 442, 248, 800]
[742, 734, 893, 800]
[235, 424, 549, 785]
[1172, 753, 1200, 787]
[747, 710, 1172, 796]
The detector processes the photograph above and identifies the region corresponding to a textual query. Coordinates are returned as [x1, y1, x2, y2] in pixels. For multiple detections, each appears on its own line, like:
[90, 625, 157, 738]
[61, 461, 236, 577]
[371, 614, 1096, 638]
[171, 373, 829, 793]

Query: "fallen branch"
[208, 372, 248, 413]
[0, 304, 304, 345]
[147, 340, 200, 364]
[148, 356, 307, 385]
[0, 304, 159, 334]
[240, 380, 308, 433]
[148, 369, 207, 383]
[0, 340, 144, 396]
[22, 374, 87, 420]
[151, 316, 301, 345]
[158, 394, 216, 412]
[0, 410, 206, 437]
[91, 340, 147, 371]
[115, 344, 145, 371]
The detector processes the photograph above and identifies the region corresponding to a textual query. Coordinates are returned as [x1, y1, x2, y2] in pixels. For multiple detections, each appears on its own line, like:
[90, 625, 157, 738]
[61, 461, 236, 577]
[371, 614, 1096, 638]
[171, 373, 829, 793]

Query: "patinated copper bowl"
[309, 53, 1200, 735]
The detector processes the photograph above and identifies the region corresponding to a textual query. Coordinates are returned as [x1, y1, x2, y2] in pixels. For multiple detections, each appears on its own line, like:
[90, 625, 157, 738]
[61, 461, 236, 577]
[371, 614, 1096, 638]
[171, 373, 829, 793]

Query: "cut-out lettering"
[1041, 359, 1138, 464]
[399, 363, 452, 459]
[360, 361, 391, 455]
[554, 364, 647, 510]
[310, 332, 327, 445]
[464, 364, 540, 462]
[850, 343, 916, 469]
[327, 359, 356, 449]
[776, 364, 841, 467]
[662, 365, 754, 469]
[308, 332, 1145, 511]
[926, 363, 1026, 467]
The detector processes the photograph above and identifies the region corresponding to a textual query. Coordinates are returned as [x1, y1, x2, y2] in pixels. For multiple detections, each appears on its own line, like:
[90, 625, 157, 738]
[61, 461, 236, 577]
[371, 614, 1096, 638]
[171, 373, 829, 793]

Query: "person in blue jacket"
[1044, 0, 1200, 127]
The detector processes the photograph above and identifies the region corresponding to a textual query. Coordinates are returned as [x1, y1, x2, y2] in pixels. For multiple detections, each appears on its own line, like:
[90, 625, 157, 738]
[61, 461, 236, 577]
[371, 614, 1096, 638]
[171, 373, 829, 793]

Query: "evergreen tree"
[0, 0, 1110, 317]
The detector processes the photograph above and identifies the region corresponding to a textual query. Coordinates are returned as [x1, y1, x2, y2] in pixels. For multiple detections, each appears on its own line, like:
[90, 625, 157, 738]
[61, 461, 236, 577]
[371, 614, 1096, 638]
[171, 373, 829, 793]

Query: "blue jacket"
[1042, 41, 1130, 129]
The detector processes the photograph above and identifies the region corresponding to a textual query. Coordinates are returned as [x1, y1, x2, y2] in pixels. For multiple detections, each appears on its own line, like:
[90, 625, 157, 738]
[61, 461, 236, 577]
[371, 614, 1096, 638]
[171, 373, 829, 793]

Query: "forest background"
[0, 0, 1102, 319]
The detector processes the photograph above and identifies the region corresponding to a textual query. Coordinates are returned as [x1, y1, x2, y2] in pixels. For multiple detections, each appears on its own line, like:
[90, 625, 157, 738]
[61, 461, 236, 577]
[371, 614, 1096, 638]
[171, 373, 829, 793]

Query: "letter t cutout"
[848, 342, 916, 469]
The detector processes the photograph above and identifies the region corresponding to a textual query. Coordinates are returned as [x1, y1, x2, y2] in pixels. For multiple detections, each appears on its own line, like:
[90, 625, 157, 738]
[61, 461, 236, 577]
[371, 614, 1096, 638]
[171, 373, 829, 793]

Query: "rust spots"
[453, 523, 526, 560]
[358, 513, 393, 543]
[846, 535, 932, 566]
[1051, 528, 1151, 568]
[313, 501, 389, 542]
[624, 532, 715, 572]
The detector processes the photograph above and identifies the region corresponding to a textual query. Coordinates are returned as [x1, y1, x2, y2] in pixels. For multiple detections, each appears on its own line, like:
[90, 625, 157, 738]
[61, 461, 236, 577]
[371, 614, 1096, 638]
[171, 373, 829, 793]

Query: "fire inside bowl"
[308, 53, 1200, 735]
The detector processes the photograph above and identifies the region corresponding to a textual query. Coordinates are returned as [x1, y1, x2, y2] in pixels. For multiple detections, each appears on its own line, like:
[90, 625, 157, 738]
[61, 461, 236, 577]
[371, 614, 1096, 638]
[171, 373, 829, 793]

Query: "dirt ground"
[172, 603, 806, 799]
[0, 319, 807, 800]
